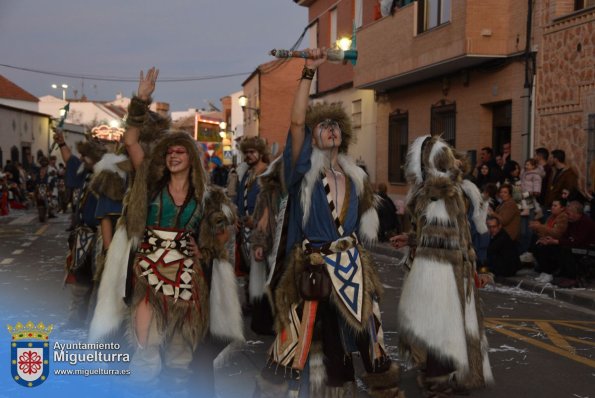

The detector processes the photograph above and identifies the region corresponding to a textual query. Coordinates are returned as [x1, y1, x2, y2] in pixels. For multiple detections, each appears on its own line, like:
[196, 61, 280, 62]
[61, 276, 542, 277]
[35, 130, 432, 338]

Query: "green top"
[147, 187, 202, 230]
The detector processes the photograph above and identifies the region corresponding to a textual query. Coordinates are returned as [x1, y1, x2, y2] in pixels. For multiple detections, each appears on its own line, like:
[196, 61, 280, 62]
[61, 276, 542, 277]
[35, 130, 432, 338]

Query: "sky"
[0, 0, 308, 111]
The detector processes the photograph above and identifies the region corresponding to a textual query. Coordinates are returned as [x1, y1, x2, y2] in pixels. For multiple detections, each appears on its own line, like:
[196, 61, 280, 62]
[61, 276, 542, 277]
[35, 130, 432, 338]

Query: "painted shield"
[11, 340, 50, 387]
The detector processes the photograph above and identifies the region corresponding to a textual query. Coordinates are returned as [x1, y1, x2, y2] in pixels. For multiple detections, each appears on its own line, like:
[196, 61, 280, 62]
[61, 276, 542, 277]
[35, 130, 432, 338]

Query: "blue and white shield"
[11, 340, 50, 387]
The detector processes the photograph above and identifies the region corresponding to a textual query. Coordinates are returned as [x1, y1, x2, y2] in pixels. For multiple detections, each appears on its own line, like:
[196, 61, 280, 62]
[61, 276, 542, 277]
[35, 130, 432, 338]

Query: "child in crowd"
[520, 158, 543, 219]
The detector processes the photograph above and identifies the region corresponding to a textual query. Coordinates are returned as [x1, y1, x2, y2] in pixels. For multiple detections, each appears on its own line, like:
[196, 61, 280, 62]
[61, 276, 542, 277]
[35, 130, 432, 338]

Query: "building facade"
[355, 0, 533, 197]
[533, 1, 595, 190]
[241, 58, 303, 149]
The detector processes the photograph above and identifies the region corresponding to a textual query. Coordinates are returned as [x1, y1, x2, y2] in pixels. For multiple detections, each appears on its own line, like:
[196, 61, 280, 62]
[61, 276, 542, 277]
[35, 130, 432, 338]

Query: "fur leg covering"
[210, 258, 245, 342]
[309, 342, 327, 394]
[88, 225, 133, 342]
[361, 362, 405, 398]
[249, 254, 267, 303]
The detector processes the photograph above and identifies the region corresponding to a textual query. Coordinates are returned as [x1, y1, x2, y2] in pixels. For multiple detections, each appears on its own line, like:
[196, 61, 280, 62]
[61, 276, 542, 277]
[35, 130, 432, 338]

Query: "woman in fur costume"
[255, 49, 403, 398]
[391, 133, 493, 397]
[89, 68, 243, 390]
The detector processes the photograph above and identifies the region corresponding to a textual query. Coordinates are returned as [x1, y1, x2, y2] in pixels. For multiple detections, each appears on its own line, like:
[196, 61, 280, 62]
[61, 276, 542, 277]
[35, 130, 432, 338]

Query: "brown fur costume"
[398, 134, 493, 391]
[305, 102, 353, 154]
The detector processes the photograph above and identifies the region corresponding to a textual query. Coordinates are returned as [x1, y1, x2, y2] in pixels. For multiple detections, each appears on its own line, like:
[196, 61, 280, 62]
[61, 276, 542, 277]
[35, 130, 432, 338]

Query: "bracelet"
[126, 96, 151, 127]
[301, 66, 316, 80]
[58, 143, 66, 148]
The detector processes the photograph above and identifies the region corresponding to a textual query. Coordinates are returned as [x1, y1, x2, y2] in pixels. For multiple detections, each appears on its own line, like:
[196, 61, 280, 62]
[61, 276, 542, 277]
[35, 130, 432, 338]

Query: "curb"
[497, 276, 595, 311]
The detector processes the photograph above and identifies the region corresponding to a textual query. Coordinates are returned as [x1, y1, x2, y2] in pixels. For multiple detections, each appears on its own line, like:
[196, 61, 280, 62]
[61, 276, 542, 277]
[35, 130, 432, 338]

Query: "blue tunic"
[236, 169, 260, 217]
[65, 156, 86, 189]
[95, 195, 123, 220]
[283, 127, 359, 253]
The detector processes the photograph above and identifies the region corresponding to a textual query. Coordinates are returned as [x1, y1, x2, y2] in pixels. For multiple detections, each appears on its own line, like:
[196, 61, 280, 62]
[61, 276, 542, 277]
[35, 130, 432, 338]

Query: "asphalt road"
[0, 209, 593, 398]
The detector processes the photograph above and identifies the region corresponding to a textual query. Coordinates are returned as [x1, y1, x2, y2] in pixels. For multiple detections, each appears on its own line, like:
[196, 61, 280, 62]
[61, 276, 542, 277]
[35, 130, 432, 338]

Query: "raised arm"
[124, 67, 159, 170]
[289, 48, 327, 166]
[53, 130, 71, 163]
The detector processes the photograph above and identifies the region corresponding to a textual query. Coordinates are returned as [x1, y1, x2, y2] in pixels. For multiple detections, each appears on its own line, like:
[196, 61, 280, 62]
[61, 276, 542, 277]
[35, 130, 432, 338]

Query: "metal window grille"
[431, 102, 456, 147]
[388, 112, 409, 183]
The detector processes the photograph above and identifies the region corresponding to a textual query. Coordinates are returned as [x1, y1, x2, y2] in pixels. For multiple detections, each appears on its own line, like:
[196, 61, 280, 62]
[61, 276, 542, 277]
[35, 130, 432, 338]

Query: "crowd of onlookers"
[375, 142, 595, 289]
[0, 154, 71, 217]
[470, 145, 595, 288]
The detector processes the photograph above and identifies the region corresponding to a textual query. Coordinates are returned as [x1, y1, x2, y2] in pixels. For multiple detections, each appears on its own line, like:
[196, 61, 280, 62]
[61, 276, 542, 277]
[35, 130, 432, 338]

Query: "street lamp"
[238, 95, 260, 118]
[51, 83, 68, 101]
[219, 121, 227, 139]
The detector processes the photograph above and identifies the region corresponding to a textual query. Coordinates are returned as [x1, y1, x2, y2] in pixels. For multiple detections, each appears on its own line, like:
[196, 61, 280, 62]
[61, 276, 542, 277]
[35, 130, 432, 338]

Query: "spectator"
[503, 160, 523, 205]
[523, 199, 568, 264]
[501, 142, 512, 164]
[482, 183, 499, 211]
[535, 147, 552, 207]
[533, 201, 595, 285]
[518, 158, 543, 254]
[476, 147, 502, 182]
[475, 163, 499, 189]
[544, 149, 578, 208]
[491, 184, 521, 241]
[376, 183, 400, 241]
[486, 216, 521, 277]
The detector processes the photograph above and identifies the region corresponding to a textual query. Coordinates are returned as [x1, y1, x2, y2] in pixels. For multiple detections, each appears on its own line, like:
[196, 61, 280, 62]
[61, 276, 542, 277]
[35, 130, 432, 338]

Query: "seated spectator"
[491, 184, 521, 242]
[376, 183, 400, 241]
[523, 199, 568, 264]
[486, 216, 521, 277]
[532, 201, 595, 285]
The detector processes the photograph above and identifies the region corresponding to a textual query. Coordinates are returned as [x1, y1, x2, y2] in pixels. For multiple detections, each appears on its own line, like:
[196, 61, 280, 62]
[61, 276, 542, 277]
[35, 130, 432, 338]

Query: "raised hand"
[137, 67, 159, 101]
[53, 129, 65, 145]
[305, 47, 327, 70]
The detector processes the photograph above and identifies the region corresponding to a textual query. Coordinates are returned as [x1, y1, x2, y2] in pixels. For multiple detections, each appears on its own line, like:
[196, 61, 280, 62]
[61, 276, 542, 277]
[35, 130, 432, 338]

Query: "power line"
[0, 63, 250, 83]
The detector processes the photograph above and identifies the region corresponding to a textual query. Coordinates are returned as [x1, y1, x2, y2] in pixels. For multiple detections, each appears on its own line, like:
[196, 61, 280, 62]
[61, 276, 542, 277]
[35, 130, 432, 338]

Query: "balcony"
[354, 0, 525, 91]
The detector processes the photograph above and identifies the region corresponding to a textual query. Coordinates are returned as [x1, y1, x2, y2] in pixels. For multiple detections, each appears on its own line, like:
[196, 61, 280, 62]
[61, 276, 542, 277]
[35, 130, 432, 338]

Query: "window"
[575, 0, 595, 10]
[330, 8, 337, 47]
[588, 114, 595, 189]
[352, 100, 362, 129]
[354, 0, 363, 28]
[417, 0, 451, 33]
[388, 111, 409, 183]
[431, 102, 456, 147]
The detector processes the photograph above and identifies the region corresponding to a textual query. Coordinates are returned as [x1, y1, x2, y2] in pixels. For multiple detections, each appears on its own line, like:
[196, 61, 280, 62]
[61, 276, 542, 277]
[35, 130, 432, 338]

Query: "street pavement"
[0, 209, 594, 397]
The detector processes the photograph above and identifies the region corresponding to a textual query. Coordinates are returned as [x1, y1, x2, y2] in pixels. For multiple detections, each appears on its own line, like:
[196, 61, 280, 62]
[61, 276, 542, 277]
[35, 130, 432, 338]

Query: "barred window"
[388, 111, 409, 183]
[431, 102, 456, 147]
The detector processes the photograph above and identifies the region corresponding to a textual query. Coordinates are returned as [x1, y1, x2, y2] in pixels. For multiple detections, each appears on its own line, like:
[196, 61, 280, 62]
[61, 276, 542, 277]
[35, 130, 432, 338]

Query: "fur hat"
[305, 102, 352, 153]
[239, 136, 267, 155]
[147, 130, 207, 204]
[405, 134, 461, 186]
[76, 139, 107, 165]
[139, 111, 171, 144]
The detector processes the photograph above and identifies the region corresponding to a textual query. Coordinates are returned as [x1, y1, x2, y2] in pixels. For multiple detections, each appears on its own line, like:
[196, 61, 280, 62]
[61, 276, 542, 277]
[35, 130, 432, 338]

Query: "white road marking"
[11, 249, 24, 255]
[8, 214, 37, 225]
[0, 258, 14, 265]
[21, 242, 31, 247]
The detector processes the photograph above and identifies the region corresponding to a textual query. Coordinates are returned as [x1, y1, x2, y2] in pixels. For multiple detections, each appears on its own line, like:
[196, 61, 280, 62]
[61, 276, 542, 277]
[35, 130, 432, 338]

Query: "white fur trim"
[300, 147, 327, 227]
[424, 199, 451, 226]
[260, 154, 283, 178]
[481, 335, 495, 385]
[405, 135, 430, 185]
[428, 140, 451, 179]
[249, 253, 267, 302]
[309, 350, 327, 392]
[359, 205, 379, 246]
[300, 148, 369, 228]
[210, 259, 245, 342]
[93, 153, 128, 181]
[461, 179, 488, 234]
[463, 283, 480, 340]
[221, 203, 235, 223]
[236, 161, 249, 184]
[397, 257, 469, 372]
[88, 225, 132, 342]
